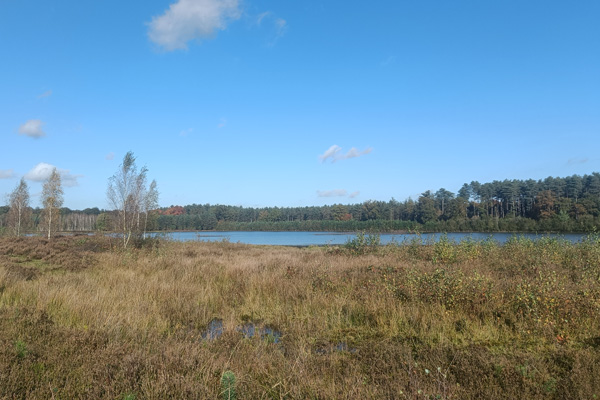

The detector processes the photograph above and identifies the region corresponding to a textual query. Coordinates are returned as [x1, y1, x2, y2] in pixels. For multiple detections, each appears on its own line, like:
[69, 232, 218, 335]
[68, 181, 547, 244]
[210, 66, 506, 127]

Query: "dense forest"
[2, 173, 600, 233]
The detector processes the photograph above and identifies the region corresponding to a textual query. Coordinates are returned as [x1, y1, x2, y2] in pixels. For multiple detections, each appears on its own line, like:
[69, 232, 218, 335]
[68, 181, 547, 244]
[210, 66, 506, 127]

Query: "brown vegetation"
[0, 235, 599, 398]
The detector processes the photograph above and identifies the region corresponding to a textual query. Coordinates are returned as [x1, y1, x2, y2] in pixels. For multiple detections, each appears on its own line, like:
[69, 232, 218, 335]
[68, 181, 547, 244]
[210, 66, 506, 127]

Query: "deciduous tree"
[142, 179, 159, 238]
[107, 152, 158, 247]
[41, 168, 64, 239]
[7, 178, 31, 236]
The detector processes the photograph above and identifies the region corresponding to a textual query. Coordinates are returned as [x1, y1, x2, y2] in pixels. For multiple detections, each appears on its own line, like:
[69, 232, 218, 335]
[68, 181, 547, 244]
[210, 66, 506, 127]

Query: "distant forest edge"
[2, 172, 600, 233]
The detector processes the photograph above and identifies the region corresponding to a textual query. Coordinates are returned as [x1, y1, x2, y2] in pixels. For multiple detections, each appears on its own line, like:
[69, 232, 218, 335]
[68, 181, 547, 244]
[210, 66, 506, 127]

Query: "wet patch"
[200, 319, 224, 340]
[237, 322, 282, 344]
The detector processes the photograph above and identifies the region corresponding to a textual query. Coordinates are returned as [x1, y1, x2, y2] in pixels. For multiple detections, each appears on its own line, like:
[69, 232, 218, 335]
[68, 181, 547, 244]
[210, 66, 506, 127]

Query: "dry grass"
[0, 234, 599, 399]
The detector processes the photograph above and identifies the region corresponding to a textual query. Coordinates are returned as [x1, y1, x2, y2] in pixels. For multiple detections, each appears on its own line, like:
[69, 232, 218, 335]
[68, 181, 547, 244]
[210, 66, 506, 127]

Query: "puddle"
[200, 319, 282, 343]
[201, 319, 224, 340]
[237, 323, 282, 344]
[335, 342, 357, 353]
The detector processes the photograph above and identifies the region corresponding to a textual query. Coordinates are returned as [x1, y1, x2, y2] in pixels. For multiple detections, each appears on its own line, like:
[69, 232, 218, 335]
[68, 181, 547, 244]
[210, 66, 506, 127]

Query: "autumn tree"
[7, 178, 31, 236]
[41, 168, 64, 239]
[533, 190, 557, 220]
[107, 151, 158, 247]
[331, 204, 350, 221]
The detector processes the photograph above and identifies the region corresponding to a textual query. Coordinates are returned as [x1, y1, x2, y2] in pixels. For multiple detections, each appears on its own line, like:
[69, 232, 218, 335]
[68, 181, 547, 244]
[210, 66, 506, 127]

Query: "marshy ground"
[0, 234, 599, 399]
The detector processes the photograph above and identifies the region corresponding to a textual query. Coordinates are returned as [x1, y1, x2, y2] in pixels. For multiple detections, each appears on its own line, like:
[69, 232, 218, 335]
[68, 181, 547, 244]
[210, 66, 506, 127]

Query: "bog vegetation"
[0, 234, 599, 398]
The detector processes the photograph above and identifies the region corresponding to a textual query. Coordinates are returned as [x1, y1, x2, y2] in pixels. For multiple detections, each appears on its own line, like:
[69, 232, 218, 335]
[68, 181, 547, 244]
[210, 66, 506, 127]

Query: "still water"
[158, 231, 589, 246]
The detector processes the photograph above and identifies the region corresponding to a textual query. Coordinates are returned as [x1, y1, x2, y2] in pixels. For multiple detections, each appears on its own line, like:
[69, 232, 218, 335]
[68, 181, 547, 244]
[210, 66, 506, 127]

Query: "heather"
[0, 234, 599, 399]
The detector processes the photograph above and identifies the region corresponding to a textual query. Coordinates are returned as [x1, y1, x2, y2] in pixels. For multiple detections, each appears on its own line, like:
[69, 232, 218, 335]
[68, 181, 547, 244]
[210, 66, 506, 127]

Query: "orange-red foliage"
[161, 206, 185, 216]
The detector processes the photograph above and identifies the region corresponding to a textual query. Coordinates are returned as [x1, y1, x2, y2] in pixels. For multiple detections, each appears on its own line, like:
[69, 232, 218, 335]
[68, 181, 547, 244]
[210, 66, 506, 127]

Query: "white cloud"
[148, 0, 241, 51]
[24, 162, 82, 187]
[317, 189, 348, 197]
[105, 152, 115, 160]
[0, 169, 16, 179]
[18, 119, 46, 139]
[319, 145, 342, 162]
[319, 145, 372, 163]
[37, 90, 52, 99]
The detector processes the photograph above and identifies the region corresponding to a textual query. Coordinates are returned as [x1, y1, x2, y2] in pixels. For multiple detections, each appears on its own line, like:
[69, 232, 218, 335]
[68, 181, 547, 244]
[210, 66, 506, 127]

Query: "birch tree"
[107, 152, 158, 248]
[41, 168, 64, 239]
[7, 178, 31, 236]
[143, 179, 159, 238]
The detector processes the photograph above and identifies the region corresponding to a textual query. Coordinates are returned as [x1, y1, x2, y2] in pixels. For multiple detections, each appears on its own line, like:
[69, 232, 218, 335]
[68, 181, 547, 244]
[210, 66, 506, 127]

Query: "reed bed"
[0, 234, 599, 399]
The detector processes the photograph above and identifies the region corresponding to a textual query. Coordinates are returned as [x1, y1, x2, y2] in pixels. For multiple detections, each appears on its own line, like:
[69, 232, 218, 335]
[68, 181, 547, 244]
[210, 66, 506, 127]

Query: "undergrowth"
[0, 234, 599, 398]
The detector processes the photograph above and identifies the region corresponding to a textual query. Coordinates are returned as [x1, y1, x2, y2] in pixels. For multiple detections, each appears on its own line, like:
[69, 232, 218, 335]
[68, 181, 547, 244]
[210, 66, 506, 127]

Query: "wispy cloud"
[148, 0, 241, 51]
[18, 119, 46, 139]
[380, 55, 396, 67]
[179, 128, 194, 136]
[256, 11, 269, 25]
[37, 90, 52, 99]
[317, 189, 347, 197]
[256, 11, 287, 40]
[0, 169, 16, 179]
[256, 11, 287, 45]
[319, 145, 373, 163]
[24, 162, 82, 187]
[217, 118, 227, 128]
[317, 189, 361, 199]
[105, 152, 115, 160]
[319, 145, 341, 162]
[567, 157, 589, 165]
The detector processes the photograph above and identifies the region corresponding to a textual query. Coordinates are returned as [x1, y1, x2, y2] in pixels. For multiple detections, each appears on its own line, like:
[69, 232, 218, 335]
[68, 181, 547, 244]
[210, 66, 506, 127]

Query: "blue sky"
[1, 0, 599, 210]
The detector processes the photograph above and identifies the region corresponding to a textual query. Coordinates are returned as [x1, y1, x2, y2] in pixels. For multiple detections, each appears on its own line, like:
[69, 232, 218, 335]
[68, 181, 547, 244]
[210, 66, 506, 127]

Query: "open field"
[1, 235, 600, 399]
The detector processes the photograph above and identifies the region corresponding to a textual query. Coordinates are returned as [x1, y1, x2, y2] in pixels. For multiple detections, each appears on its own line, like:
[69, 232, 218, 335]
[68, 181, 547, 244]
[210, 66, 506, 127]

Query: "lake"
[157, 231, 590, 246]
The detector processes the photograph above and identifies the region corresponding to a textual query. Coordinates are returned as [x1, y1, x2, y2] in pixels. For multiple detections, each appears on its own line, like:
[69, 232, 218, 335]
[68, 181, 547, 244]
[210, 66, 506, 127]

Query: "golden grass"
[0, 235, 599, 398]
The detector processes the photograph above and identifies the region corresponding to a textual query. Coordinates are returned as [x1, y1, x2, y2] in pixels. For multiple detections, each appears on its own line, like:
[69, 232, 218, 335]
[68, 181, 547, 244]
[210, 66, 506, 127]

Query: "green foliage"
[15, 339, 28, 358]
[543, 377, 557, 394]
[432, 234, 456, 264]
[95, 212, 110, 231]
[344, 232, 381, 255]
[220, 370, 237, 400]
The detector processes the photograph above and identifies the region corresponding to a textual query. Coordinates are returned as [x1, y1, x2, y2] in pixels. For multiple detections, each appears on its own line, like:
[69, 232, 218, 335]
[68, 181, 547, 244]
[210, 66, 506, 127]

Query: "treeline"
[0, 206, 106, 233]
[153, 173, 600, 232]
[2, 172, 600, 233]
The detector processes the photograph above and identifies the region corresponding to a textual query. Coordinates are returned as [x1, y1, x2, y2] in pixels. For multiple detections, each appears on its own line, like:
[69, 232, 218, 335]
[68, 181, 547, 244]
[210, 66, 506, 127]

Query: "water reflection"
[237, 323, 282, 344]
[200, 319, 282, 344]
[201, 319, 224, 340]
